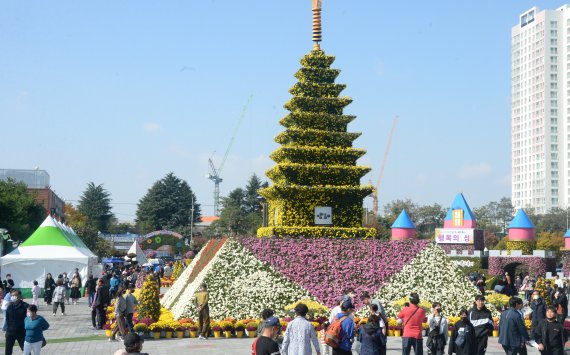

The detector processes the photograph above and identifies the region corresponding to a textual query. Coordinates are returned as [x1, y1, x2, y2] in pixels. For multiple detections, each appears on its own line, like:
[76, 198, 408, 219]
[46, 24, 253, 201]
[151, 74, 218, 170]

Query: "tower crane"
[207, 95, 253, 216]
[371, 116, 399, 216]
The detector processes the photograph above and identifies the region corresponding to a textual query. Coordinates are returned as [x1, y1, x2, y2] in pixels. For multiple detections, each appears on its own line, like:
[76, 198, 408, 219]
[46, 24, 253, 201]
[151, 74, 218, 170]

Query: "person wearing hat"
[195, 283, 210, 340]
[113, 332, 149, 355]
[469, 294, 494, 355]
[282, 303, 321, 355]
[361, 291, 386, 317]
[397, 292, 426, 355]
[253, 316, 281, 355]
[330, 299, 355, 355]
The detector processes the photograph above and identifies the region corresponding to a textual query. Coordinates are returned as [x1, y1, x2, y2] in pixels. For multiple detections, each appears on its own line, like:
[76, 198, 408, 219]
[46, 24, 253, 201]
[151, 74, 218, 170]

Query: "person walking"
[530, 291, 547, 338]
[52, 279, 66, 316]
[448, 309, 476, 355]
[31, 281, 40, 307]
[427, 302, 448, 355]
[533, 306, 567, 355]
[398, 292, 426, 355]
[358, 314, 385, 355]
[43, 274, 55, 306]
[23, 304, 49, 355]
[1, 284, 11, 331]
[253, 316, 281, 355]
[69, 271, 82, 304]
[109, 286, 128, 341]
[469, 295, 494, 355]
[498, 297, 530, 355]
[552, 288, 568, 324]
[195, 283, 210, 340]
[124, 286, 138, 333]
[329, 299, 355, 355]
[61, 272, 70, 305]
[281, 303, 321, 355]
[109, 273, 120, 299]
[85, 275, 97, 307]
[5, 290, 29, 355]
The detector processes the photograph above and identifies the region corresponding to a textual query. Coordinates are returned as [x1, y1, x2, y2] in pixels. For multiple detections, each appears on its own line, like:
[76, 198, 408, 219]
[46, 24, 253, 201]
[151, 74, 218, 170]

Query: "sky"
[0, 1, 564, 221]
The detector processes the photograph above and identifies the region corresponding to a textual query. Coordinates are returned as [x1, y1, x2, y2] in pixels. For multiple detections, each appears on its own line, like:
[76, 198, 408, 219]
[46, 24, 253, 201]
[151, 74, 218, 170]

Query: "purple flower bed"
[238, 237, 430, 309]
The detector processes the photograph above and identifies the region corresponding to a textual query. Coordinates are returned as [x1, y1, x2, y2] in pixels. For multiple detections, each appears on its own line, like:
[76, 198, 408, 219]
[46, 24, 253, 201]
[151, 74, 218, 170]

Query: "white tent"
[0, 215, 98, 291]
[126, 240, 146, 263]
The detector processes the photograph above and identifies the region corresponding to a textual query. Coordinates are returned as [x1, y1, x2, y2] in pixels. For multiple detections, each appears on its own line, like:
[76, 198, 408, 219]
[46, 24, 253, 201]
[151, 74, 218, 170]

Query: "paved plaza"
[0, 297, 539, 355]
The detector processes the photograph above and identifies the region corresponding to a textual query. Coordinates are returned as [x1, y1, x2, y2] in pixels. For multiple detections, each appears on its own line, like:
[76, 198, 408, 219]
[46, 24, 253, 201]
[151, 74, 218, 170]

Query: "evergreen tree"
[138, 275, 160, 321]
[136, 173, 201, 233]
[259, 50, 375, 238]
[0, 179, 45, 241]
[77, 182, 114, 232]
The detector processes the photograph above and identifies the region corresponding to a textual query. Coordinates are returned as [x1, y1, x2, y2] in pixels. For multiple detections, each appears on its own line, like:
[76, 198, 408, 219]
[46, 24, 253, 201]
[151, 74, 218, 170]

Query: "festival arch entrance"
[139, 230, 189, 258]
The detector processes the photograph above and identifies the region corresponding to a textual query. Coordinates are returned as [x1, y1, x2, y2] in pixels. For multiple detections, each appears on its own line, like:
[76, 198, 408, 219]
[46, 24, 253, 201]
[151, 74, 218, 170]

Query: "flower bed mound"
[238, 237, 430, 309]
[178, 239, 310, 320]
[374, 243, 481, 317]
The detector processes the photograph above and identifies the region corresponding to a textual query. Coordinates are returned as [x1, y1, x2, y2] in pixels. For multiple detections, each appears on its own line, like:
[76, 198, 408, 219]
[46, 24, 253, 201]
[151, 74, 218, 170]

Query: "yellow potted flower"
[149, 323, 162, 340]
[185, 323, 198, 338]
[211, 321, 222, 338]
[222, 321, 234, 338]
[235, 321, 245, 338]
[246, 321, 258, 338]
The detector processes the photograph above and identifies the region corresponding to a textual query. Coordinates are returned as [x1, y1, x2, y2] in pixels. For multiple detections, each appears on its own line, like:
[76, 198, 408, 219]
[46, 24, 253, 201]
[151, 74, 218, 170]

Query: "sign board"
[435, 228, 474, 244]
[314, 206, 332, 225]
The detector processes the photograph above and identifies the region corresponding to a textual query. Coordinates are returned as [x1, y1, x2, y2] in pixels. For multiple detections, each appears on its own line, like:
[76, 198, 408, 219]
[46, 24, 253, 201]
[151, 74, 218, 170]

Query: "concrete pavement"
[0, 297, 539, 354]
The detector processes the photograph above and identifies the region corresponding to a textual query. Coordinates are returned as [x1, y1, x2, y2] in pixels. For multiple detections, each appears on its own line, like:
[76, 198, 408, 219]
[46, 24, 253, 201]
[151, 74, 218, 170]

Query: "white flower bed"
[177, 240, 311, 320]
[451, 260, 475, 268]
[169, 241, 225, 319]
[161, 244, 207, 309]
[374, 243, 480, 317]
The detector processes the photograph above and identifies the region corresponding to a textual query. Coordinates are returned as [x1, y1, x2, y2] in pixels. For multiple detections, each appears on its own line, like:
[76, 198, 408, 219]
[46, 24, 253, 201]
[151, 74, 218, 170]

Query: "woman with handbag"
[24, 304, 49, 355]
[427, 302, 448, 355]
[69, 272, 82, 305]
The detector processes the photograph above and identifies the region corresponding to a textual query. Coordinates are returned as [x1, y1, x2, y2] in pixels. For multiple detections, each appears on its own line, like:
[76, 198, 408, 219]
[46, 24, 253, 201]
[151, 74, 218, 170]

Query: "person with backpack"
[498, 296, 530, 355]
[469, 294, 494, 355]
[448, 309, 475, 355]
[533, 306, 567, 355]
[252, 316, 281, 355]
[357, 314, 385, 355]
[325, 299, 355, 355]
[52, 279, 66, 316]
[398, 292, 426, 355]
[282, 303, 321, 355]
[427, 302, 448, 355]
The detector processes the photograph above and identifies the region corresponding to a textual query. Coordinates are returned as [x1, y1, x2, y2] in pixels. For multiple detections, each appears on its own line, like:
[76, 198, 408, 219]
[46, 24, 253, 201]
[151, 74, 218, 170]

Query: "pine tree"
[138, 275, 160, 321]
[258, 50, 375, 238]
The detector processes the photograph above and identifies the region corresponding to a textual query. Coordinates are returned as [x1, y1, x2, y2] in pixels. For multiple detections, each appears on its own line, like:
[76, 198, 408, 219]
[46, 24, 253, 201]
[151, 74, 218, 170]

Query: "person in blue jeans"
[332, 299, 355, 355]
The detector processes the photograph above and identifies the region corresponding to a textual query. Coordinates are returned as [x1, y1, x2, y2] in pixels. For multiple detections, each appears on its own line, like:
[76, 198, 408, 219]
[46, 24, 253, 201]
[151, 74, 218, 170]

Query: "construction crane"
[371, 116, 399, 216]
[207, 95, 253, 216]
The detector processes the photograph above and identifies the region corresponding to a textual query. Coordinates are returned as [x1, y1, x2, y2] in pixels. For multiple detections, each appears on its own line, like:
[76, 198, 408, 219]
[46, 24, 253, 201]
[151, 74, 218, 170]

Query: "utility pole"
[189, 196, 195, 246]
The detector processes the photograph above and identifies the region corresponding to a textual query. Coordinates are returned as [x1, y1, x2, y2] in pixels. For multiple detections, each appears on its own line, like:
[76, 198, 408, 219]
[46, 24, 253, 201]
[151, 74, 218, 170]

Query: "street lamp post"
[189, 196, 195, 246]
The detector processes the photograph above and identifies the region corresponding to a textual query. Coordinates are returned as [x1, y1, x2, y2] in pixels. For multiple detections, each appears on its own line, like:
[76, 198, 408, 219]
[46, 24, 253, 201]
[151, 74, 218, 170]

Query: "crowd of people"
[252, 288, 568, 355]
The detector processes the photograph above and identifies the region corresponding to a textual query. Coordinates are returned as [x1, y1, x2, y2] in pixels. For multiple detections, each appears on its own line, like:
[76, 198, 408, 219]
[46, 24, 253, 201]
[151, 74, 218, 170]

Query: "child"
[32, 280, 40, 306]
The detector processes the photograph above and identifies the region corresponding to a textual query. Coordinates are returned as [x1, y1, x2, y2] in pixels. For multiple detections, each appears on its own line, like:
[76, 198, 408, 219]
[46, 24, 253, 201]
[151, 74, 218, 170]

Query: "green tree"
[415, 203, 446, 239]
[64, 203, 113, 257]
[244, 174, 267, 214]
[536, 208, 567, 233]
[77, 182, 114, 232]
[136, 173, 201, 233]
[536, 231, 564, 251]
[0, 179, 45, 241]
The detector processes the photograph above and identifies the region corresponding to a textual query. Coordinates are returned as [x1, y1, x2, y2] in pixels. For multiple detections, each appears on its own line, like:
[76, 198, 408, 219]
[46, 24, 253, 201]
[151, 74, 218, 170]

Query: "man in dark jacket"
[469, 295, 494, 355]
[5, 290, 29, 355]
[531, 291, 547, 338]
[534, 306, 566, 355]
[93, 278, 110, 329]
[552, 289, 568, 324]
[498, 297, 530, 355]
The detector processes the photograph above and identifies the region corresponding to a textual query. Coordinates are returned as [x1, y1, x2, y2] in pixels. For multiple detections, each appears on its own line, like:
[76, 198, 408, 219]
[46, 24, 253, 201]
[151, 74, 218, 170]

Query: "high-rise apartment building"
[512, 5, 570, 214]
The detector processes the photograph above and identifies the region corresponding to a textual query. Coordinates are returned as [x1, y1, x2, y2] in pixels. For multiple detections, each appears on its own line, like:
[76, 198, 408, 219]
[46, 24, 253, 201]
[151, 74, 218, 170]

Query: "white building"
[512, 5, 570, 213]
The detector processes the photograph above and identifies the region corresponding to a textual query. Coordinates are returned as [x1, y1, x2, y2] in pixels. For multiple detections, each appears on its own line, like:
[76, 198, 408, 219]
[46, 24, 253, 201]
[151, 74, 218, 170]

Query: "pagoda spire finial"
[312, 0, 322, 49]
